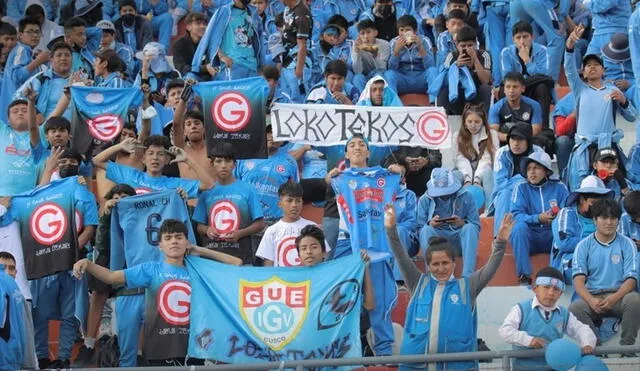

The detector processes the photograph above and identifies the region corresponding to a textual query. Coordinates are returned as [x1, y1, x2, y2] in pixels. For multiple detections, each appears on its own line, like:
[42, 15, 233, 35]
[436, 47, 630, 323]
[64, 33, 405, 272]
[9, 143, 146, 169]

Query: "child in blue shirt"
[73, 219, 242, 366]
[510, 152, 569, 284]
[499, 266, 596, 370]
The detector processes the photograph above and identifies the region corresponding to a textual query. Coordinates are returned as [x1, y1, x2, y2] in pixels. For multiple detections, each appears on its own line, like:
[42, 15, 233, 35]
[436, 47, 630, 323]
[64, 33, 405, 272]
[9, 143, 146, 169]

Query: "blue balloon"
[544, 339, 581, 371]
[576, 355, 609, 371]
[465, 184, 485, 210]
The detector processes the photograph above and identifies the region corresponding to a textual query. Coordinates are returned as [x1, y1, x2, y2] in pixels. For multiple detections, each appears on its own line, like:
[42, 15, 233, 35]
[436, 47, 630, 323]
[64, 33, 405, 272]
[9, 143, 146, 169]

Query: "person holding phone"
[417, 167, 481, 277]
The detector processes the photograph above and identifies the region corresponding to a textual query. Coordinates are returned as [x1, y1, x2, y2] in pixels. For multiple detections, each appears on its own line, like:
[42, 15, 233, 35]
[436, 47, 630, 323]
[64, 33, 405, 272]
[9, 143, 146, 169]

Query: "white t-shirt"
[256, 217, 326, 267]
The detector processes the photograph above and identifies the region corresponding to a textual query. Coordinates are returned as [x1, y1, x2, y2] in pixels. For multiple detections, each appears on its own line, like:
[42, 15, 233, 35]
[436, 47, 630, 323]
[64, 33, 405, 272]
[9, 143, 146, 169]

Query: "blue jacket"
[395, 185, 419, 236]
[491, 144, 544, 202]
[7, 0, 55, 21]
[603, 56, 634, 89]
[629, 8, 640, 86]
[500, 43, 550, 78]
[14, 69, 70, 119]
[0, 270, 27, 371]
[552, 93, 575, 119]
[388, 35, 435, 72]
[0, 42, 40, 124]
[191, 3, 264, 74]
[105, 41, 136, 80]
[619, 212, 640, 241]
[400, 275, 477, 370]
[417, 188, 480, 232]
[310, 40, 353, 85]
[551, 205, 594, 279]
[436, 31, 455, 67]
[627, 144, 640, 186]
[587, 0, 631, 36]
[510, 178, 569, 228]
[136, 0, 170, 15]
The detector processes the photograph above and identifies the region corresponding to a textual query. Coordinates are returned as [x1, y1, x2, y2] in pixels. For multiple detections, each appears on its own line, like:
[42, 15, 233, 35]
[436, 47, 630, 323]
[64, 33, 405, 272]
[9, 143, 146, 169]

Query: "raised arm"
[93, 138, 140, 170]
[25, 86, 40, 148]
[384, 205, 421, 293]
[73, 258, 125, 286]
[189, 245, 243, 266]
[169, 146, 215, 190]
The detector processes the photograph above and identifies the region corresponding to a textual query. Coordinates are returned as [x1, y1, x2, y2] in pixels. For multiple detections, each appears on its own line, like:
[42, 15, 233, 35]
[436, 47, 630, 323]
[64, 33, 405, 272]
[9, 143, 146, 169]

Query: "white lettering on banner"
[270, 103, 451, 148]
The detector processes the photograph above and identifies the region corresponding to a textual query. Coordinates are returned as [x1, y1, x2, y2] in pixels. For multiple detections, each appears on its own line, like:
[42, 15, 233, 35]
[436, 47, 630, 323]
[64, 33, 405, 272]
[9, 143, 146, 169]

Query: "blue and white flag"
[70, 86, 142, 157]
[188, 254, 364, 364]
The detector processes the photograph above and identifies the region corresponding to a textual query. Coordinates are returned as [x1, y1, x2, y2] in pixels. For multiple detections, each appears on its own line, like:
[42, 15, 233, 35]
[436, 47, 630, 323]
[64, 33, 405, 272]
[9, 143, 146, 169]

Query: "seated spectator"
[24, 0, 63, 52]
[311, 21, 353, 87]
[93, 49, 126, 88]
[357, 0, 400, 42]
[510, 152, 569, 284]
[114, 0, 153, 54]
[591, 147, 630, 201]
[356, 75, 402, 106]
[570, 198, 640, 351]
[15, 42, 72, 121]
[263, 66, 292, 114]
[552, 93, 577, 177]
[193, 143, 265, 265]
[489, 72, 554, 155]
[172, 13, 209, 80]
[500, 21, 554, 129]
[453, 103, 497, 209]
[602, 33, 634, 93]
[563, 25, 637, 191]
[146, 79, 183, 136]
[491, 123, 543, 236]
[417, 167, 480, 277]
[306, 59, 359, 105]
[352, 20, 391, 92]
[96, 20, 135, 82]
[192, 0, 223, 19]
[552, 176, 613, 283]
[499, 266, 596, 370]
[384, 15, 435, 96]
[435, 9, 465, 66]
[135, 0, 174, 50]
[585, 0, 631, 56]
[619, 191, 640, 264]
[436, 26, 492, 115]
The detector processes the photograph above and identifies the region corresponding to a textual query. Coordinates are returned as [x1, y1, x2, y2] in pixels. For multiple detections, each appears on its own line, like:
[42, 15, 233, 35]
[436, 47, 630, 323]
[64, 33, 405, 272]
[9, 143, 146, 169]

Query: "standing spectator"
[278, 0, 313, 103]
[93, 49, 126, 88]
[138, 43, 180, 98]
[479, 0, 511, 86]
[590, 147, 630, 201]
[96, 20, 135, 81]
[135, 0, 174, 50]
[113, 0, 153, 54]
[585, 0, 631, 56]
[570, 199, 640, 351]
[358, 0, 399, 42]
[172, 13, 209, 79]
[453, 103, 498, 209]
[602, 33, 634, 93]
[63, 17, 95, 78]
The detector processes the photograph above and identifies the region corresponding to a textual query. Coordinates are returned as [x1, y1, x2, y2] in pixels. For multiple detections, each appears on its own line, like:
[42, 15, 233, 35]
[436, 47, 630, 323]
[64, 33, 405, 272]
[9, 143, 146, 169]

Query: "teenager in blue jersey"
[570, 199, 640, 350]
[551, 175, 613, 283]
[584, 0, 631, 56]
[14, 42, 73, 121]
[386, 205, 512, 371]
[193, 143, 266, 265]
[328, 134, 399, 357]
[93, 136, 215, 197]
[490, 123, 543, 235]
[0, 266, 27, 371]
[383, 15, 435, 97]
[563, 24, 638, 192]
[509, 0, 568, 82]
[619, 191, 640, 283]
[73, 219, 243, 366]
[499, 266, 596, 370]
[509, 152, 569, 285]
[235, 125, 299, 224]
[417, 167, 480, 278]
[0, 17, 49, 124]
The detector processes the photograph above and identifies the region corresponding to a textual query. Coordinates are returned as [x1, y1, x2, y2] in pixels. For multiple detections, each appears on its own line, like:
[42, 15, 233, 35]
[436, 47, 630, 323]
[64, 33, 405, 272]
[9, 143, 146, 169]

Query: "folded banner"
[70, 86, 142, 158]
[110, 190, 196, 270]
[5, 177, 80, 280]
[194, 77, 268, 159]
[188, 254, 364, 364]
[271, 103, 451, 148]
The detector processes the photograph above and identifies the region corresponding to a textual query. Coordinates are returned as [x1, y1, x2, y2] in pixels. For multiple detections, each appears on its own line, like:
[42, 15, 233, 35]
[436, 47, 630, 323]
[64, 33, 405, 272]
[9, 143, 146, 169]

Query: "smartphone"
[438, 217, 456, 223]
[461, 49, 469, 58]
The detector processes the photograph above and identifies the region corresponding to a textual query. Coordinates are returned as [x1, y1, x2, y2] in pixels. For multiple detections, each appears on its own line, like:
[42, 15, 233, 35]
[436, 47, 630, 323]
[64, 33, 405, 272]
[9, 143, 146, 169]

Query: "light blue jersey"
[105, 162, 200, 197]
[0, 123, 39, 196]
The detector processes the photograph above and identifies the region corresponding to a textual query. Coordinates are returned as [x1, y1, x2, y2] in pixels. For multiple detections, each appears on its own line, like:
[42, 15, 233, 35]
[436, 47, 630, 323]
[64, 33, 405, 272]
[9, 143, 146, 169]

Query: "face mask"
[375, 5, 394, 19]
[121, 14, 135, 28]
[597, 168, 611, 181]
[59, 164, 79, 178]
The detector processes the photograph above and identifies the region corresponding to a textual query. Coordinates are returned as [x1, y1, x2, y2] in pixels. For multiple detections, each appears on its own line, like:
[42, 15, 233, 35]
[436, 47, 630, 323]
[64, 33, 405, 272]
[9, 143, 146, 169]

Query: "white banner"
[270, 103, 451, 148]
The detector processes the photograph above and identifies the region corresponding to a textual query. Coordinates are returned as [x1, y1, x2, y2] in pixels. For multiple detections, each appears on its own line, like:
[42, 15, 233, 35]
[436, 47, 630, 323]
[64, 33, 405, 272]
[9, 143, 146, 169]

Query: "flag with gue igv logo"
[187, 254, 364, 364]
[70, 86, 142, 158]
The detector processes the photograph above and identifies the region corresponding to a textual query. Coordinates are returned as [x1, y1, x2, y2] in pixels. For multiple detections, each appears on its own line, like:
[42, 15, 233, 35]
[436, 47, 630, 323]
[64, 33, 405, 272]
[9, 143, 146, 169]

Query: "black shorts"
[88, 250, 114, 295]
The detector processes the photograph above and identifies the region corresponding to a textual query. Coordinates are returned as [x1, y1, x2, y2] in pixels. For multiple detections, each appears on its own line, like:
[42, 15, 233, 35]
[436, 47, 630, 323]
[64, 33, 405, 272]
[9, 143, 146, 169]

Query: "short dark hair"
[63, 17, 87, 34]
[278, 181, 303, 198]
[123, 122, 137, 133]
[25, 4, 46, 19]
[44, 116, 71, 133]
[0, 22, 17, 37]
[591, 198, 622, 220]
[60, 148, 83, 163]
[184, 110, 203, 123]
[95, 49, 123, 73]
[166, 79, 185, 94]
[295, 225, 326, 252]
[50, 42, 72, 55]
[535, 266, 564, 282]
[185, 12, 206, 25]
[274, 12, 285, 28]
[456, 25, 476, 43]
[18, 17, 41, 33]
[327, 14, 349, 31]
[357, 19, 376, 32]
[262, 65, 280, 81]
[503, 71, 526, 86]
[119, 0, 137, 11]
[397, 15, 418, 31]
[0, 251, 16, 264]
[387, 156, 411, 175]
[159, 219, 189, 238]
[7, 99, 28, 116]
[512, 21, 534, 37]
[446, 9, 466, 22]
[324, 59, 348, 78]
[425, 237, 455, 264]
[143, 135, 171, 150]
[105, 184, 136, 200]
[209, 142, 236, 161]
[623, 191, 640, 218]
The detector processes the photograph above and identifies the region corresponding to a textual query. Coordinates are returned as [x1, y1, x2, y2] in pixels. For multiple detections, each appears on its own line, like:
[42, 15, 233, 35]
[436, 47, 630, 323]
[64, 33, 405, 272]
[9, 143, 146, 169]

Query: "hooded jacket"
[417, 187, 480, 232]
[510, 177, 569, 227]
[500, 42, 550, 78]
[356, 76, 403, 106]
[24, 0, 63, 52]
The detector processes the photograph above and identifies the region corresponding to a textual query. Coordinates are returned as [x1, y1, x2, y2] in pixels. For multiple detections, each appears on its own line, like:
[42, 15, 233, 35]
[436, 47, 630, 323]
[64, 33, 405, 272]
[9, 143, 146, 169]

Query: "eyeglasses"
[23, 30, 41, 35]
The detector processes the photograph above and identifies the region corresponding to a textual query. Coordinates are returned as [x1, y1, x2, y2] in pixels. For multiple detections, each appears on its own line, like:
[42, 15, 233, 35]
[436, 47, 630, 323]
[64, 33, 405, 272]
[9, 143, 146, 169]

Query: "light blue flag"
[187, 254, 365, 365]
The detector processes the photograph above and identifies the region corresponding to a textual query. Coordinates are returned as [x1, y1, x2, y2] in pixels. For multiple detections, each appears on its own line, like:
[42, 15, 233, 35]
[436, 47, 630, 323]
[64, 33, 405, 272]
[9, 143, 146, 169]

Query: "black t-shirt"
[282, 0, 312, 51]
